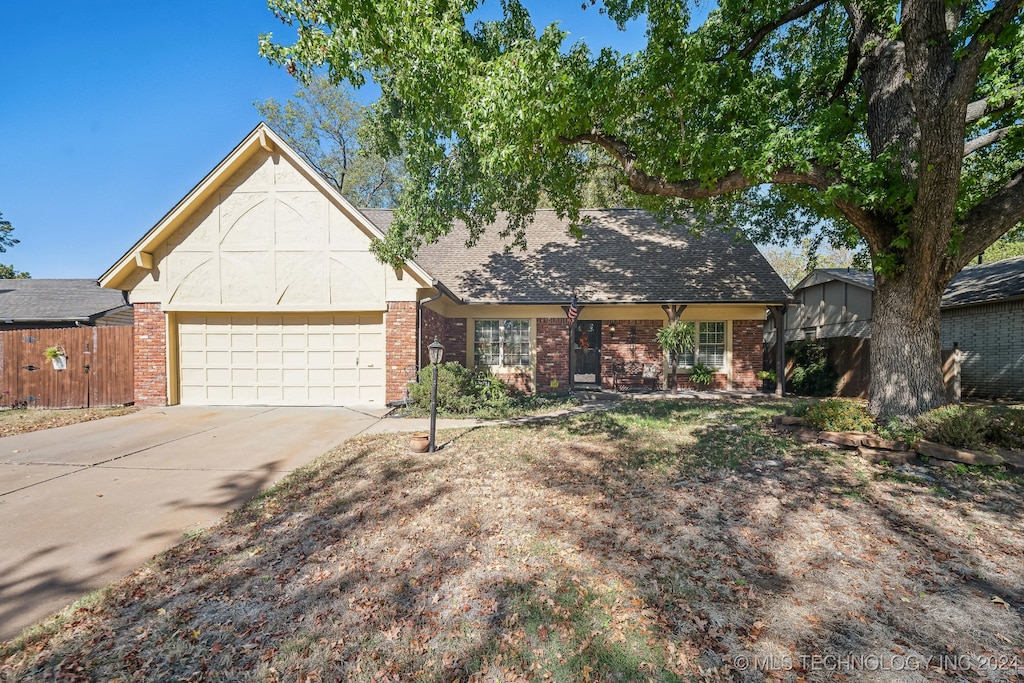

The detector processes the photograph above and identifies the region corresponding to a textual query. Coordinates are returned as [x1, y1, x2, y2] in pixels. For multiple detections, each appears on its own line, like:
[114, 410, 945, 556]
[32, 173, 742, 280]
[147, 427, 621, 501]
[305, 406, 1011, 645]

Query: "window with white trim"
[697, 321, 726, 368]
[675, 321, 726, 369]
[474, 319, 531, 367]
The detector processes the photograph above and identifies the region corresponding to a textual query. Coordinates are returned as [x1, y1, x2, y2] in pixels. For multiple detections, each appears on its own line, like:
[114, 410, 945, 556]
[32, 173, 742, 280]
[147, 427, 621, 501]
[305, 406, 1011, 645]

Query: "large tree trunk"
[869, 271, 948, 419]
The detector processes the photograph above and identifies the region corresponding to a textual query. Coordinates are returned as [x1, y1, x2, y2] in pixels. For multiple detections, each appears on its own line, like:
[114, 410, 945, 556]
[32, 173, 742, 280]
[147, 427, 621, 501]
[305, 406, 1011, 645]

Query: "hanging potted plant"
[655, 320, 695, 394]
[44, 345, 67, 371]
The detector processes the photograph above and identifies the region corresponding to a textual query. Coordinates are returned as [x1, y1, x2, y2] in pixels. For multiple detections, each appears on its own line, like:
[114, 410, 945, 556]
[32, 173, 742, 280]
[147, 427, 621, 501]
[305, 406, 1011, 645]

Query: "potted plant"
[655, 320, 695, 393]
[689, 360, 716, 390]
[756, 369, 777, 393]
[44, 345, 67, 371]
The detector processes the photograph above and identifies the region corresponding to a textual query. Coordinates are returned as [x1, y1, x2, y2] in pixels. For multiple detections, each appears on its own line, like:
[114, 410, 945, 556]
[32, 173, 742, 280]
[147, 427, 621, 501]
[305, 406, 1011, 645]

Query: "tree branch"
[965, 85, 1023, 125]
[560, 131, 834, 197]
[957, 168, 1024, 266]
[957, 0, 1024, 79]
[716, 0, 830, 61]
[561, 130, 896, 256]
[828, 32, 860, 103]
[964, 125, 1015, 156]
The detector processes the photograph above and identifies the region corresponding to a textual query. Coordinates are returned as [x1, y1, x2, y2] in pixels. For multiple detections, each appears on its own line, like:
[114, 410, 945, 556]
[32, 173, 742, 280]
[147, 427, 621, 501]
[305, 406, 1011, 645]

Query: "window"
[474, 319, 531, 367]
[697, 321, 726, 368]
[674, 321, 726, 369]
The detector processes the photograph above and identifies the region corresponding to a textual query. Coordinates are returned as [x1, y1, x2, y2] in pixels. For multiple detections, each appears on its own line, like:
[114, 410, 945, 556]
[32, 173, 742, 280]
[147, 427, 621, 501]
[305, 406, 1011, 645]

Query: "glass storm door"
[573, 320, 602, 385]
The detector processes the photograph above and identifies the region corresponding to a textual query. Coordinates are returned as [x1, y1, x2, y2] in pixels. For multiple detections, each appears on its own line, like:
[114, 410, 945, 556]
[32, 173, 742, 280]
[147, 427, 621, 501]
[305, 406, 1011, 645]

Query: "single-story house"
[100, 123, 792, 408]
[0, 279, 133, 330]
[772, 257, 1024, 399]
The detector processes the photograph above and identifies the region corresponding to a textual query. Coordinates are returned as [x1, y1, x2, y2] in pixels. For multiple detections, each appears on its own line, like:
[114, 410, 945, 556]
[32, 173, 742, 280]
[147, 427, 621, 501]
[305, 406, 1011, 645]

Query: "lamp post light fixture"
[427, 336, 445, 453]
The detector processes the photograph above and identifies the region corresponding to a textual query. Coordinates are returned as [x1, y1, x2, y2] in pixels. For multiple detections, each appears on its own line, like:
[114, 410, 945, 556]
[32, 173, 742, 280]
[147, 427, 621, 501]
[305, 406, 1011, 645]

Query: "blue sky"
[0, 2, 651, 279]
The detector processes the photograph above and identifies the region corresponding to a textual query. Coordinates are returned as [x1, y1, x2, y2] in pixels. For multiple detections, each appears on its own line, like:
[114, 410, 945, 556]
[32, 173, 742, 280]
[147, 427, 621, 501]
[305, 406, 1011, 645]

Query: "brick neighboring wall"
[941, 300, 1024, 400]
[731, 319, 763, 390]
[421, 308, 467, 369]
[536, 318, 570, 393]
[133, 302, 168, 407]
[385, 301, 418, 403]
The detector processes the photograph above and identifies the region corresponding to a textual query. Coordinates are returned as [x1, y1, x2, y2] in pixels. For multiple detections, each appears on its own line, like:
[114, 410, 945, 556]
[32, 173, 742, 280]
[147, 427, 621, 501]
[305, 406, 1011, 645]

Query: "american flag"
[566, 293, 579, 324]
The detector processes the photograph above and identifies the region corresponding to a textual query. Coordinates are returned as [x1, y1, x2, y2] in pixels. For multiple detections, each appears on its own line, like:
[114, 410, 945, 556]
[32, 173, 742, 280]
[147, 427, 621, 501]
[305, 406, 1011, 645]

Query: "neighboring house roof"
[792, 268, 875, 291]
[793, 256, 1024, 309]
[0, 279, 130, 324]
[942, 255, 1024, 308]
[361, 208, 793, 305]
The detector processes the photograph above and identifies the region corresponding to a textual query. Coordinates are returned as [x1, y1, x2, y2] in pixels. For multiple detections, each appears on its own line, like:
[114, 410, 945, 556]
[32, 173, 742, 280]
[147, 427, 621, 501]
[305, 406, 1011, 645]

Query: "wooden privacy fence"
[0, 326, 134, 408]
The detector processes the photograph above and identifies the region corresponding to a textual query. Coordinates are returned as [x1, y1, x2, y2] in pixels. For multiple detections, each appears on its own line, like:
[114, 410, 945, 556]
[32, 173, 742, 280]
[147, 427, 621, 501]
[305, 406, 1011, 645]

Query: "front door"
[572, 320, 602, 386]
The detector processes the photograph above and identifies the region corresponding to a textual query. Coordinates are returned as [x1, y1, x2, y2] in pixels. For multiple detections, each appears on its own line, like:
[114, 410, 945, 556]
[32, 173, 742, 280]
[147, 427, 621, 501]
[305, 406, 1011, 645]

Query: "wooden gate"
[0, 326, 134, 408]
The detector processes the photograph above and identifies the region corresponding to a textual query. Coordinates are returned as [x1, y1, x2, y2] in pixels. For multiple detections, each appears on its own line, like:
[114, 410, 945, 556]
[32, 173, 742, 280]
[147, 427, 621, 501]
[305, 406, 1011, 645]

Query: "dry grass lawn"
[0, 406, 138, 438]
[2, 399, 1022, 682]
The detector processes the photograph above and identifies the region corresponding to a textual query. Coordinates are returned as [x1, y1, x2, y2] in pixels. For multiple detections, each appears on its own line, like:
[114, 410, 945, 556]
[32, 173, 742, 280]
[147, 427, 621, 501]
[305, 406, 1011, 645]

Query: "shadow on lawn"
[4, 401, 1022, 682]
[515, 401, 1024, 680]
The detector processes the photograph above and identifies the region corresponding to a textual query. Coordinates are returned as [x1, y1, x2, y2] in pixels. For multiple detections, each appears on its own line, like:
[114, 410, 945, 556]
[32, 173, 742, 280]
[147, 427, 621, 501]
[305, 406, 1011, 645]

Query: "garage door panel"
[177, 313, 385, 406]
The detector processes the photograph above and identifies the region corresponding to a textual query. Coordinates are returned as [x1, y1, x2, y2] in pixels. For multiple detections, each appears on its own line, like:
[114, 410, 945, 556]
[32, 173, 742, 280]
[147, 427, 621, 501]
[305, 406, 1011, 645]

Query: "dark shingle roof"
[361, 209, 792, 305]
[816, 268, 876, 289]
[943, 255, 1024, 307]
[0, 279, 130, 323]
[795, 255, 1024, 308]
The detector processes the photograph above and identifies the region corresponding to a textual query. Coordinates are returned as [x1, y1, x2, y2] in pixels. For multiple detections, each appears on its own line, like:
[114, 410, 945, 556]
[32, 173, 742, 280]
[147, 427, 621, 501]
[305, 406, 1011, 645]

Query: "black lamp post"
[427, 336, 445, 453]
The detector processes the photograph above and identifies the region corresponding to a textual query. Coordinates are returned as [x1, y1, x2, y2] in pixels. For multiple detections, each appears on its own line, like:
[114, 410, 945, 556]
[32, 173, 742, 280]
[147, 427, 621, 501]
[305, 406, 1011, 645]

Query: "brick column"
[385, 301, 418, 403]
[536, 318, 570, 393]
[731, 319, 763, 390]
[133, 302, 168, 406]
[421, 308, 467, 369]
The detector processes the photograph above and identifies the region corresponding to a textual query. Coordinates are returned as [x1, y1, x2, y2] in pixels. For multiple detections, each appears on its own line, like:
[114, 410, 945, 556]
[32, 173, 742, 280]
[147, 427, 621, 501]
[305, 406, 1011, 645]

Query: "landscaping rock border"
[771, 415, 1024, 474]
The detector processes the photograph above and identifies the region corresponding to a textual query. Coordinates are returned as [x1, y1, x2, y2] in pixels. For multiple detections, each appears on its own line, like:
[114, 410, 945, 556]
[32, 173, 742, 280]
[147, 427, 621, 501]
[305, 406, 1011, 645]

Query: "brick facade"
[941, 299, 1024, 400]
[421, 307, 467, 369]
[133, 302, 168, 406]
[536, 318, 570, 393]
[730, 319, 763, 390]
[391, 312, 767, 397]
[385, 301, 418, 403]
[599, 320, 663, 390]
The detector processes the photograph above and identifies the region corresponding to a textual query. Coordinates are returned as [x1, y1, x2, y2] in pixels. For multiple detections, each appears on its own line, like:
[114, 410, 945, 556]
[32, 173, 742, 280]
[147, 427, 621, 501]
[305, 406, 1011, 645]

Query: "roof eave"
[451, 297, 794, 306]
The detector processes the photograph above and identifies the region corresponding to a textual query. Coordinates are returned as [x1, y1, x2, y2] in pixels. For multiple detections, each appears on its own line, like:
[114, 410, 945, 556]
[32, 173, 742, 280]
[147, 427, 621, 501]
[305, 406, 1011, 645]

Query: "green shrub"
[803, 399, 875, 432]
[877, 416, 922, 445]
[688, 360, 717, 387]
[787, 400, 812, 418]
[409, 362, 480, 414]
[985, 408, 1024, 450]
[915, 405, 989, 449]
[408, 363, 516, 416]
[787, 342, 838, 396]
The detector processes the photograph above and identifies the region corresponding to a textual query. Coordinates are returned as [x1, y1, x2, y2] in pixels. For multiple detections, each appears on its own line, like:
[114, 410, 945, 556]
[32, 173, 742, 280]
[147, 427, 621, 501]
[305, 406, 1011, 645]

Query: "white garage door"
[177, 314, 385, 406]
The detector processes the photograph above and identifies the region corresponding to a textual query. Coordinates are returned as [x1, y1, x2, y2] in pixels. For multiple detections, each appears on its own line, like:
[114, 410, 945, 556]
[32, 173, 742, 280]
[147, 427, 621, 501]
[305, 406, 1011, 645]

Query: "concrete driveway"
[0, 405, 386, 642]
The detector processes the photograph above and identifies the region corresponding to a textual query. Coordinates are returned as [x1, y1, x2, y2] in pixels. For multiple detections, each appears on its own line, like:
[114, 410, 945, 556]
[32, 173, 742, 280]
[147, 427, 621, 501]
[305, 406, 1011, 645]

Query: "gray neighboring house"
[0, 279, 133, 330]
[774, 256, 1024, 400]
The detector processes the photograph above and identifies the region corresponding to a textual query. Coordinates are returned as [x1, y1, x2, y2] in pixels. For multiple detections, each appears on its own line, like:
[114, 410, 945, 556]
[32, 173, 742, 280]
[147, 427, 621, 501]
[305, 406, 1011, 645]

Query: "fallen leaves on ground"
[2, 399, 1022, 682]
[0, 406, 138, 438]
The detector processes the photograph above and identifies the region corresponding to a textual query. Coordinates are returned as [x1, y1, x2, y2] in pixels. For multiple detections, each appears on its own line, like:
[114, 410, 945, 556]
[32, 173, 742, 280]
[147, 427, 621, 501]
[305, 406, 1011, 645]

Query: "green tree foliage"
[254, 76, 404, 207]
[261, 1, 1024, 418]
[981, 227, 1024, 263]
[0, 264, 30, 279]
[0, 212, 28, 279]
[761, 238, 865, 287]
